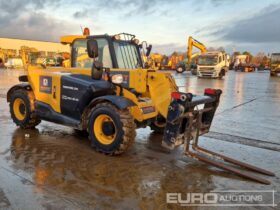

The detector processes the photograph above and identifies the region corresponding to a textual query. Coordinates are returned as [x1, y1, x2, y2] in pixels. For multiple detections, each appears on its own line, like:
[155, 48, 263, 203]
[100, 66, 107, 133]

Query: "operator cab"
[62, 31, 152, 70]
[198, 51, 222, 66]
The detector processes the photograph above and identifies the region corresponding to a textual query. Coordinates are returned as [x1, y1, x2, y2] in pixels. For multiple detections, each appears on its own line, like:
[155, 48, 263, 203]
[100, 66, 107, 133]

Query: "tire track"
[206, 131, 280, 152]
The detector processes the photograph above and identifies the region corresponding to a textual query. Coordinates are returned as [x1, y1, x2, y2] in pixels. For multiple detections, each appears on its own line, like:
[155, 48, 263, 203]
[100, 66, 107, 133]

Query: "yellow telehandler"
[7, 29, 274, 184]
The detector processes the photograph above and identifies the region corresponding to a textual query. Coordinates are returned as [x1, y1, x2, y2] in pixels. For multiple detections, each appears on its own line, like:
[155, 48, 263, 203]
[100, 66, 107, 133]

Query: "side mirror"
[87, 39, 99, 58]
[146, 44, 152, 57]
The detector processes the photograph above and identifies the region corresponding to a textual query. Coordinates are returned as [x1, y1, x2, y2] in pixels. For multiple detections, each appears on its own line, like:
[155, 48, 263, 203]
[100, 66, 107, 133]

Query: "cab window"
[219, 56, 222, 63]
[72, 39, 113, 68]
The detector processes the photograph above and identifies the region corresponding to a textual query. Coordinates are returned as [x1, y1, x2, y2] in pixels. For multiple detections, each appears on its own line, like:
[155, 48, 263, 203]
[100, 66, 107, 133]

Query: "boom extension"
[163, 89, 275, 184]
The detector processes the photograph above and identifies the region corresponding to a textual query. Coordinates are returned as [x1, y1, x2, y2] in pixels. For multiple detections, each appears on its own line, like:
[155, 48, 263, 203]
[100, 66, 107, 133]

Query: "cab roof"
[60, 35, 88, 45]
[60, 33, 136, 45]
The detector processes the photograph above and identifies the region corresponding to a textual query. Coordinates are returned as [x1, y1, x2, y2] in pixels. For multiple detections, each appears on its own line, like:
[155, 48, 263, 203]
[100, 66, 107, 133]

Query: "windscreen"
[72, 39, 112, 68]
[198, 55, 218, 65]
[113, 41, 142, 69]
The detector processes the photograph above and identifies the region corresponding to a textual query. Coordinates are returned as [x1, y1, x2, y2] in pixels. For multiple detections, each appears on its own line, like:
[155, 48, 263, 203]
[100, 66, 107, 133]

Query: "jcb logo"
[43, 78, 49, 86]
[40, 76, 52, 94]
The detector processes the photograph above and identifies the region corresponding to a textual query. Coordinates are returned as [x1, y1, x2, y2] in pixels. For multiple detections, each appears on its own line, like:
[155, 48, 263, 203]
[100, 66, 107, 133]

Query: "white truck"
[197, 51, 229, 78]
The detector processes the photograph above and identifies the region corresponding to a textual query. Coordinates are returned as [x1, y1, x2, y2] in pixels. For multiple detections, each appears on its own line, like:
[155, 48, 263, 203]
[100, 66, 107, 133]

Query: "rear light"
[171, 92, 187, 101]
[111, 74, 123, 84]
[171, 92, 181, 100]
[83, 27, 90, 35]
[204, 88, 216, 95]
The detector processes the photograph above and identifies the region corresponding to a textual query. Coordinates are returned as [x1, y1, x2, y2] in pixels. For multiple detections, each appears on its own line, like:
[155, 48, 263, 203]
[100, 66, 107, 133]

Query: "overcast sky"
[0, 0, 279, 55]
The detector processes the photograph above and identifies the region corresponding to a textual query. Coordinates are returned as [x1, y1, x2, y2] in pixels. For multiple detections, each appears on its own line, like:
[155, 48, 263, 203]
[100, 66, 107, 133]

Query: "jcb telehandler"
[7, 29, 274, 184]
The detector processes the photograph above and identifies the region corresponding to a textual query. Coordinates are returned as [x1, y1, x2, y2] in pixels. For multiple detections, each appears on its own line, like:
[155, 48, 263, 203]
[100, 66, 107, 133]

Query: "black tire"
[191, 69, 197, 75]
[150, 116, 166, 134]
[150, 122, 165, 134]
[88, 102, 136, 155]
[270, 72, 277, 76]
[9, 89, 40, 129]
[219, 69, 225, 79]
[176, 66, 185, 73]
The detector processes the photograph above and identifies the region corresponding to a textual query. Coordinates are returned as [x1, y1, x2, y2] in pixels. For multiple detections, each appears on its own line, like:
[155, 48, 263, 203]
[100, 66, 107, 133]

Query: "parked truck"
[270, 53, 280, 76]
[197, 51, 229, 79]
[233, 54, 256, 72]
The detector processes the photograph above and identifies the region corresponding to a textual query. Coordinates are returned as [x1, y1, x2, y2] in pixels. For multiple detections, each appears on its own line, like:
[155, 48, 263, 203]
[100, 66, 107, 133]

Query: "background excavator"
[167, 36, 207, 74]
[185, 36, 207, 74]
[144, 36, 206, 74]
[187, 36, 207, 64]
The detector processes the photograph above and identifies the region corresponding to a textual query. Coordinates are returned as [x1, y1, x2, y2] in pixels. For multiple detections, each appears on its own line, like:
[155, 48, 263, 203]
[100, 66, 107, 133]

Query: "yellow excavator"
[187, 36, 207, 64]
[174, 36, 207, 74]
[183, 36, 207, 74]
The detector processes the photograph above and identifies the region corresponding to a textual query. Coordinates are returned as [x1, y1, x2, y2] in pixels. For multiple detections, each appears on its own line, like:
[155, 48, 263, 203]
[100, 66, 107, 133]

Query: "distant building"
[0, 37, 70, 56]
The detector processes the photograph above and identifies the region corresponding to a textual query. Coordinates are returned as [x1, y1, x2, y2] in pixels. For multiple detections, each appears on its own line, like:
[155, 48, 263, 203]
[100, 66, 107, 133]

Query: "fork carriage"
[163, 88, 275, 185]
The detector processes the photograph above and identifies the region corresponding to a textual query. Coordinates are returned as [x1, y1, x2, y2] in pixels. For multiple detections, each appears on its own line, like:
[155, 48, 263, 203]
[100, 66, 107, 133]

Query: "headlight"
[111, 74, 123, 84]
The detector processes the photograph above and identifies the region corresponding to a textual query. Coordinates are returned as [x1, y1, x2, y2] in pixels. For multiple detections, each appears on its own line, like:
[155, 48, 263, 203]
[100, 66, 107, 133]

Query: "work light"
[111, 74, 123, 84]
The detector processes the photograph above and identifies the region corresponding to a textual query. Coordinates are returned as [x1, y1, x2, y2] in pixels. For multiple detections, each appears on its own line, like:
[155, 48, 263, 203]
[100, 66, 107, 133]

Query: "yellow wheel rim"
[154, 121, 166, 128]
[93, 114, 116, 145]
[13, 98, 26, 121]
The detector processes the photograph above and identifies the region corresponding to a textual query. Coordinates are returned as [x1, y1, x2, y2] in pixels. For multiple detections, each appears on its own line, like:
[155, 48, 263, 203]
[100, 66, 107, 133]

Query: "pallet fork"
[163, 88, 275, 184]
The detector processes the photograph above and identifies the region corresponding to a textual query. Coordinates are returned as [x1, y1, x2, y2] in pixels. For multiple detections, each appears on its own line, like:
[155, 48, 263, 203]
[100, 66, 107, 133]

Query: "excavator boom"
[187, 36, 207, 65]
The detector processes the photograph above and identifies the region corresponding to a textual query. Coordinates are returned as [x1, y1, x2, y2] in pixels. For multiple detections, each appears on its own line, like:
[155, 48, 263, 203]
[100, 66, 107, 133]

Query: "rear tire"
[9, 89, 40, 129]
[270, 72, 277, 76]
[88, 102, 136, 155]
[176, 66, 185, 73]
[191, 69, 197, 75]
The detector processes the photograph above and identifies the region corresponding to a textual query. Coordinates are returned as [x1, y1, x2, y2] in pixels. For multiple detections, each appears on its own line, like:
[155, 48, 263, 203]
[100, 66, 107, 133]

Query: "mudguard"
[7, 83, 32, 102]
[89, 95, 135, 109]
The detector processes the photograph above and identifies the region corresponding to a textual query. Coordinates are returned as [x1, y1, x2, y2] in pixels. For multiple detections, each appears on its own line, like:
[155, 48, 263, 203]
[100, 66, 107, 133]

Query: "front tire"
[218, 69, 225, 79]
[9, 89, 40, 129]
[88, 102, 136, 155]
